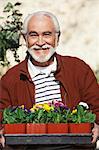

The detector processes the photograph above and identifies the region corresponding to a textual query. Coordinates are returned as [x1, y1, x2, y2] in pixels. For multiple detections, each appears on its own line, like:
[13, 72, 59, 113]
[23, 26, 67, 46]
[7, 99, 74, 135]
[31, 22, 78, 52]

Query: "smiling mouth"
[34, 47, 49, 51]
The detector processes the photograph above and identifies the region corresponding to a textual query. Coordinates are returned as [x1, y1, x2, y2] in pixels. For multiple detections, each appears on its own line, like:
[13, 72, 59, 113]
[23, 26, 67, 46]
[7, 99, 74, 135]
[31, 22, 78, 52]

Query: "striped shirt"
[28, 58, 62, 104]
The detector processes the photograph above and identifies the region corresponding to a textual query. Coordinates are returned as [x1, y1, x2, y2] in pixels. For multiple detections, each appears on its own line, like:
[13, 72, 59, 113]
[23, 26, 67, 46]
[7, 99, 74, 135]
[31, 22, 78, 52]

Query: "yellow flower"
[30, 104, 43, 112]
[71, 109, 77, 114]
[30, 105, 38, 112]
[30, 107, 35, 112]
[43, 103, 51, 112]
[35, 104, 43, 109]
[20, 105, 24, 109]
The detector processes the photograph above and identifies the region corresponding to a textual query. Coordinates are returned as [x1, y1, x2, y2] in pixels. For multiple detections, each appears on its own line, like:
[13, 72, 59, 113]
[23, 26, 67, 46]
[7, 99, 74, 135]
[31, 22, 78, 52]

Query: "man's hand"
[92, 123, 99, 143]
[0, 128, 5, 148]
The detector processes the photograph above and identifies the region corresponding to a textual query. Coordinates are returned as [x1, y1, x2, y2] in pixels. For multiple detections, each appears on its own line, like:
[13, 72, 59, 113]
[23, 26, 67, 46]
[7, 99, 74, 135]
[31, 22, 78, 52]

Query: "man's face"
[25, 15, 58, 63]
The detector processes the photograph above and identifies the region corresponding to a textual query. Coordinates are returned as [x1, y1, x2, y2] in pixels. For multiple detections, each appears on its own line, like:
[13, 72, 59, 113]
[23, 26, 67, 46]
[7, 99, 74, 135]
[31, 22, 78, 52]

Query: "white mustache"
[30, 44, 52, 50]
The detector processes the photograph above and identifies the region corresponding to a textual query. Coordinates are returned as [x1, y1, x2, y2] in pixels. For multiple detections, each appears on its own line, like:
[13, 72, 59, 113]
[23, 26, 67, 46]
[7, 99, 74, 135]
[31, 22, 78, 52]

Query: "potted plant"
[26, 104, 48, 134]
[26, 101, 70, 134]
[26, 103, 57, 134]
[68, 104, 96, 133]
[46, 101, 70, 134]
[2, 105, 29, 134]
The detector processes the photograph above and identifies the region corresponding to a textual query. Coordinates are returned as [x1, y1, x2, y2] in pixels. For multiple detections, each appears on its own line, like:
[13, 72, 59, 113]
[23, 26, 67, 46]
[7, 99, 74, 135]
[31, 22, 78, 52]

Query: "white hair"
[22, 11, 60, 34]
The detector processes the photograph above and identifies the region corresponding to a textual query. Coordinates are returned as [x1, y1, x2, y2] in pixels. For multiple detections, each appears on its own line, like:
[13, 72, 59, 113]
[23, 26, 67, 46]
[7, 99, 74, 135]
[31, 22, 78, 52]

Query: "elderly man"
[0, 11, 99, 149]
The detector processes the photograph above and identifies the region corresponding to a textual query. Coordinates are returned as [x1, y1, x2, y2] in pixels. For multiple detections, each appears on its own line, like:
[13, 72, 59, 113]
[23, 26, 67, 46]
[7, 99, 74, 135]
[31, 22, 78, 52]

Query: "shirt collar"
[28, 57, 57, 78]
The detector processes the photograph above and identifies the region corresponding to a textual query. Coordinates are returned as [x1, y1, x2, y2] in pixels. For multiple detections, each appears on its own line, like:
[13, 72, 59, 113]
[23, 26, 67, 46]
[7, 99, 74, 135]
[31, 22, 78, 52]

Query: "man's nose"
[36, 35, 45, 46]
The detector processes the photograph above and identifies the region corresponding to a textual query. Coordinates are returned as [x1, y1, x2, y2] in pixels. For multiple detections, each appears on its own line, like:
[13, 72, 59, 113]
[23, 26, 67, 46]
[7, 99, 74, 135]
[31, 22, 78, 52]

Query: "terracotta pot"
[47, 123, 68, 134]
[26, 123, 47, 134]
[4, 123, 26, 134]
[69, 123, 91, 133]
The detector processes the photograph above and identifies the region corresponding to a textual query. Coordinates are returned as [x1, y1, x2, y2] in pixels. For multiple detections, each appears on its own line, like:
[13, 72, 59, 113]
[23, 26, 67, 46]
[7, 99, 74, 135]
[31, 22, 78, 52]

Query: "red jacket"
[0, 53, 99, 128]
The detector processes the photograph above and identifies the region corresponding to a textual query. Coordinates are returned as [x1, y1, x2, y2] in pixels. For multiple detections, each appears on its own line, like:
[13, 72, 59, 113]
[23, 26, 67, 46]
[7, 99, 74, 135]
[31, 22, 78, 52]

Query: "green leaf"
[0, 2, 23, 66]
[4, 2, 13, 12]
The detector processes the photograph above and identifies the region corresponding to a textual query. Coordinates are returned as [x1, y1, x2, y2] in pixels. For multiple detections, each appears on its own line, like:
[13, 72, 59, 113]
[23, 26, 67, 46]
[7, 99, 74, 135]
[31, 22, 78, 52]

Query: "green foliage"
[29, 109, 49, 123]
[0, 2, 23, 66]
[69, 105, 96, 123]
[2, 103, 96, 124]
[2, 106, 29, 124]
[45, 107, 71, 123]
[28, 102, 71, 123]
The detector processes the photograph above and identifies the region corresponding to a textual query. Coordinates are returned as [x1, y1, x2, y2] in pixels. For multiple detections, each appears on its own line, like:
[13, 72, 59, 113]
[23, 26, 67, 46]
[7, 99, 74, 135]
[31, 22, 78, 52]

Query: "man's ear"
[55, 36, 59, 47]
[56, 31, 61, 46]
[58, 31, 61, 42]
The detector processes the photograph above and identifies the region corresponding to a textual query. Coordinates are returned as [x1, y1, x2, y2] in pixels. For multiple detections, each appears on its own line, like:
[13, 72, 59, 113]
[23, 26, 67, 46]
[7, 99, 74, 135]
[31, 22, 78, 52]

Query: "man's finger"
[0, 135, 5, 148]
[91, 136, 97, 143]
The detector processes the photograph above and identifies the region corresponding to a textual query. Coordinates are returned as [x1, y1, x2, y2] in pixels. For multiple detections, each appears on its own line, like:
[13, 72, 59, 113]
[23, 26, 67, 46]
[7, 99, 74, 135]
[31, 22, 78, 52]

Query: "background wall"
[0, 0, 99, 73]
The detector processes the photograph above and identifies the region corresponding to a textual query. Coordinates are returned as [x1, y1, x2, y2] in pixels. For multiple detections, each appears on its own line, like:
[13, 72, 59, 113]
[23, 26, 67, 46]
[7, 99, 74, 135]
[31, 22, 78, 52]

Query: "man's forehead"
[28, 15, 53, 25]
[28, 15, 55, 32]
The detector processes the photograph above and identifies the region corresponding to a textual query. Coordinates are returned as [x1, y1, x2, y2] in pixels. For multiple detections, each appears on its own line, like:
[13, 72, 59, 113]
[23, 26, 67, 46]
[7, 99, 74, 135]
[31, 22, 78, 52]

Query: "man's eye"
[45, 33, 51, 35]
[43, 33, 52, 37]
[29, 33, 38, 37]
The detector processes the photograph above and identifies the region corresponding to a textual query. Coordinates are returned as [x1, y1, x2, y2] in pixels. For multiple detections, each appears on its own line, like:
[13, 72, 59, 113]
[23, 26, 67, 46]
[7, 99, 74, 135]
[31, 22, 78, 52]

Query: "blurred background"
[0, 0, 99, 82]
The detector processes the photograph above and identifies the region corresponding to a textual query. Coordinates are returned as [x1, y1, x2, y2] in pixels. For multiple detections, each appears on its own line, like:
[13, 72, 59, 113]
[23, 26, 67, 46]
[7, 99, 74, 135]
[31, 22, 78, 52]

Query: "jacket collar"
[28, 57, 57, 79]
[19, 53, 61, 80]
